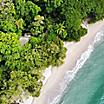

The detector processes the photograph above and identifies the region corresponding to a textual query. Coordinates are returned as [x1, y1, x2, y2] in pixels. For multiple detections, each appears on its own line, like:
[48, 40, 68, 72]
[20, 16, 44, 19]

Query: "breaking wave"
[50, 26, 104, 104]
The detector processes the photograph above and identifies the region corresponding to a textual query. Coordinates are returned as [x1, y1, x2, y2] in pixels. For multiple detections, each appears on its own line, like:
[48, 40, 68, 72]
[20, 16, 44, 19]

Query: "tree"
[46, 0, 64, 13]
[0, 0, 16, 18]
[0, 0, 16, 33]
[55, 23, 67, 39]
[28, 15, 44, 36]
[1, 0, 104, 103]
[24, 1, 41, 23]
[14, 0, 26, 19]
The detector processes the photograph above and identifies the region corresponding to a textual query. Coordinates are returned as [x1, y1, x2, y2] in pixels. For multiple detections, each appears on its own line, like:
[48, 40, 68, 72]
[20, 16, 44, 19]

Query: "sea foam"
[50, 26, 104, 104]
[99, 95, 104, 104]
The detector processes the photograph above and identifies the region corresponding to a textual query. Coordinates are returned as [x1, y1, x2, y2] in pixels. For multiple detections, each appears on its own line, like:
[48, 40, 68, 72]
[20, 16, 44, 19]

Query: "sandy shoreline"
[32, 20, 104, 104]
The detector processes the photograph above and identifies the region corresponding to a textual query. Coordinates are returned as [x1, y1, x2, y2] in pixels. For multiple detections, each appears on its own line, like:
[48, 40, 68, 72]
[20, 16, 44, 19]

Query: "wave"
[50, 45, 93, 104]
[99, 95, 104, 104]
[50, 27, 104, 104]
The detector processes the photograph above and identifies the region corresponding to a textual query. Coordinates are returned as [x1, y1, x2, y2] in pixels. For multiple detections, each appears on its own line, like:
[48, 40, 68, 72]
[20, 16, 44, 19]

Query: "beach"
[32, 20, 104, 104]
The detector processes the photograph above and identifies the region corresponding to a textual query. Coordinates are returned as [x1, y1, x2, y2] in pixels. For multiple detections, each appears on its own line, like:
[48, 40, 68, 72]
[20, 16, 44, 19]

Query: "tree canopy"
[0, 0, 104, 103]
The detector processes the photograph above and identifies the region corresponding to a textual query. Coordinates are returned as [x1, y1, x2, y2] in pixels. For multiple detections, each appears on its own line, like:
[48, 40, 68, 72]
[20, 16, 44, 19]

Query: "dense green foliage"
[0, 0, 104, 103]
[61, 0, 104, 41]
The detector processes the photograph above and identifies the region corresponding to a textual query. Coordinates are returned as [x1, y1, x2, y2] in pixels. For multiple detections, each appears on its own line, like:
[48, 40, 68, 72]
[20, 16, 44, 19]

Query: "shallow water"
[60, 29, 104, 104]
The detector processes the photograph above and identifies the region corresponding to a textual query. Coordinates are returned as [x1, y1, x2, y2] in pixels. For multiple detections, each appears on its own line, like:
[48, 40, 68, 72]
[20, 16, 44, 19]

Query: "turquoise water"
[60, 30, 104, 104]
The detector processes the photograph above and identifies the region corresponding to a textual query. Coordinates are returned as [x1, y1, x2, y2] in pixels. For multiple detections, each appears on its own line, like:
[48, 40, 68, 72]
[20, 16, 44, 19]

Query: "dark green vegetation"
[0, 0, 104, 103]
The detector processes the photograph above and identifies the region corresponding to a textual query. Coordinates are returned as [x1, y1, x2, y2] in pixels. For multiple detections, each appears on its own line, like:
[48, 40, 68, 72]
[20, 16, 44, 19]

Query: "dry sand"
[32, 20, 104, 104]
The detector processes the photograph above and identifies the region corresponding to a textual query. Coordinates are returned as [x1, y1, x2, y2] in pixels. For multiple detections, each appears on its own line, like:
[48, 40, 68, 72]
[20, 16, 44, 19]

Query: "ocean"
[59, 28, 104, 104]
[51, 27, 104, 104]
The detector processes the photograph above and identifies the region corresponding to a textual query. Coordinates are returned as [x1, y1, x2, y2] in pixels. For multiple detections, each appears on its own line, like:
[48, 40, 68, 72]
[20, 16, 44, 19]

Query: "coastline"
[33, 20, 104, 104]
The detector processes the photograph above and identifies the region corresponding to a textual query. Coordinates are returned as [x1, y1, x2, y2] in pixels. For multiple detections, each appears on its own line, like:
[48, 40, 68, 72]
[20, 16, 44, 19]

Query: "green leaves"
[0, 0, 98, 103]
[60, 0, 104, 41]
[0, 0, 17, 33]
[0, 18, 17, 33]
[14, 0, 26, 18]
[0, 70, 43, 103]
[24, 1, 41, 23]
[15, 18, 25, 30]
[53, 0, 64, 8]
[55, 23, 67, 39]
[0, 0, 16, 18]
[9, 70, 43, 97]
[0, 32, 44, 103]
[0, 32, 21, 70]
[28, 15, 45, 36]
[46, 0, 64, 12]
[26, 1, 40, 15]
[0, 0, 66, 103]
[14, 0, 41, 25]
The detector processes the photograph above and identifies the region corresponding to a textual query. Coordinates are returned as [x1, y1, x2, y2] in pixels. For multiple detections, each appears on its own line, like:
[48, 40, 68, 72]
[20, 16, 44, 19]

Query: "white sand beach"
[32, 20, 104, 104]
